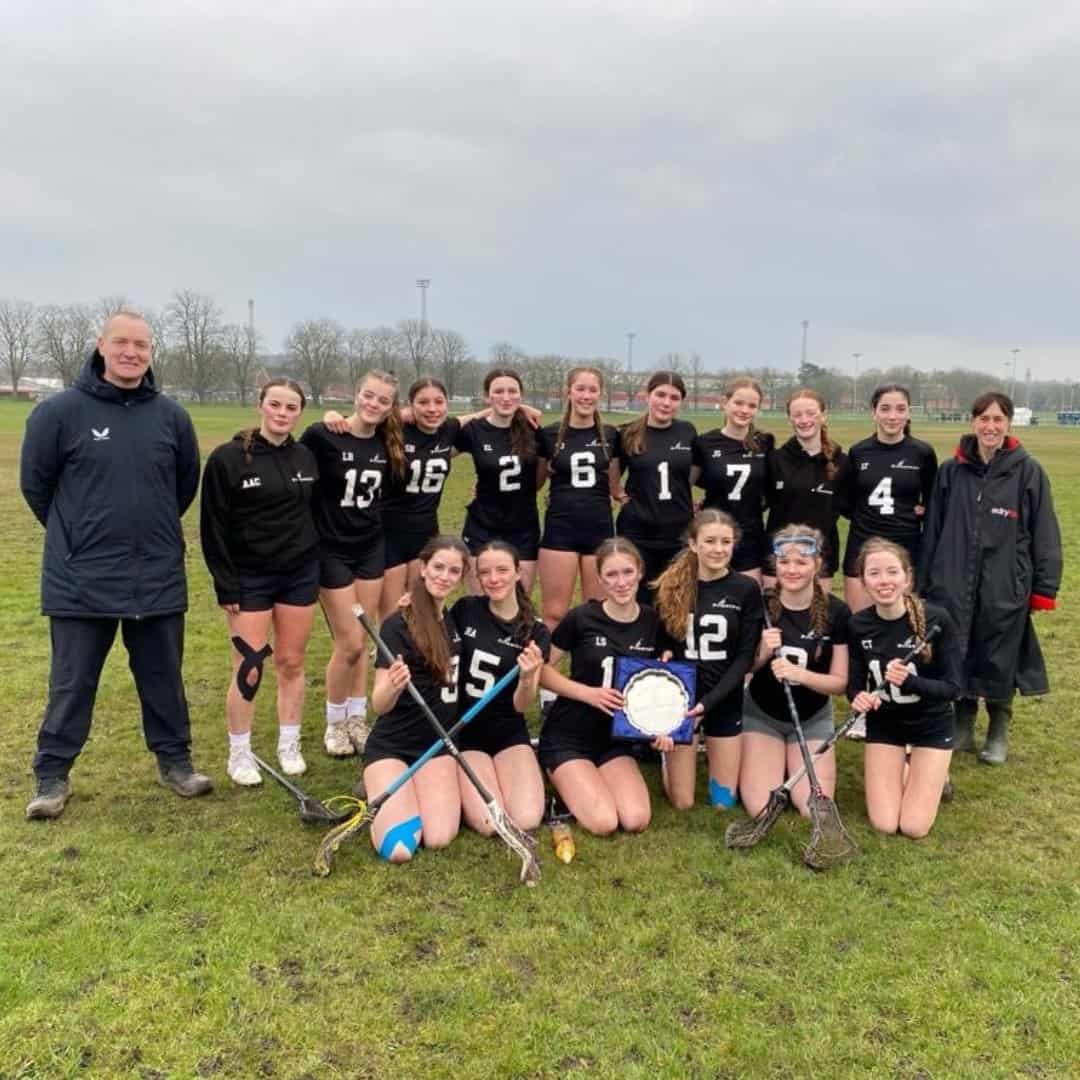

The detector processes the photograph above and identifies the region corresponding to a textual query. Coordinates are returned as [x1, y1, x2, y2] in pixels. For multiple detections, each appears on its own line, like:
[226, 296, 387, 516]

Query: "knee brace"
[708, 778, 737, 809]
[231, 636, 273, 703]
[378, 815, 422, 861]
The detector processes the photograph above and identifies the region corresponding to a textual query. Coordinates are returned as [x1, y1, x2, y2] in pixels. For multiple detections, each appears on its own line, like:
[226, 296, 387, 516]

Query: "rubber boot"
[953, 698, 978, 754]
[978, 699, 1013, 765]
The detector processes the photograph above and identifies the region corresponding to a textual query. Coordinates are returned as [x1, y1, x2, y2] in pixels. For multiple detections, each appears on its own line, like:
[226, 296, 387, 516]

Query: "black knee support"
[231, 636, 273, 702]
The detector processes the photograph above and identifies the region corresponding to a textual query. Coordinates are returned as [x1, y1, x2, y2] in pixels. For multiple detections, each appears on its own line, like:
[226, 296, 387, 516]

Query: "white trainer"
[324, 721, 355, 757]
[227, 747, 262, 786]
[278, 736, 307, 776]
[345, 715, 371, 754]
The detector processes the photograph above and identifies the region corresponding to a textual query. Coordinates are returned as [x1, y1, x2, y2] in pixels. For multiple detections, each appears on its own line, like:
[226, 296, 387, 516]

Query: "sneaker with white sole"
[278, 736, 307, 776]
[227, 747, 262, 786]
[345, 715, 371, 754]
[324, 721, 355, 757]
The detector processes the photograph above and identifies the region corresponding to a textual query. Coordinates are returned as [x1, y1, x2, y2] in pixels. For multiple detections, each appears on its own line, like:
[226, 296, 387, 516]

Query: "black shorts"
[540, 512, 614, 556]
[701, 703, 744, 739]
[843, 530, 921, 579]
[236, 559, 320, 611]
[462, 512, 541, 561]
[865, 707, 955, 751]
[384, 523, 436, 570]
[731, 528, 767, 574]
[363, 726, 448, 767]
[459, 718, 532, 757]
[537, 707, 634, 772]
[319, 538, 386, 588]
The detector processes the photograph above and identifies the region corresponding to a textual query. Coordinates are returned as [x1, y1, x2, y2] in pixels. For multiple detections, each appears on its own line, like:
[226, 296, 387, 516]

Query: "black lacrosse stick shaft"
[251, 752, 319, 804]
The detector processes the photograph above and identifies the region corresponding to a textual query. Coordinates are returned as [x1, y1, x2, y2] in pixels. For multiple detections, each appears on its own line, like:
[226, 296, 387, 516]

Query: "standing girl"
[652, 510, 765, 812]
[849, 539, 960, 837]
[538, 539, 671, 835]
[614, 371, 697, 603]
[300, 370, 406, 757]
[455, 368, 544, 592]
[536, 365, 621, 630]
[692, 376, 775, 581]
[200, 379, 320, 785]
[739, 526, 850, 818]
[840, 384, 937, 614]
[450, 542, 549, 832]
[362, 536, 468, 862]
[765, 389, 846, 586]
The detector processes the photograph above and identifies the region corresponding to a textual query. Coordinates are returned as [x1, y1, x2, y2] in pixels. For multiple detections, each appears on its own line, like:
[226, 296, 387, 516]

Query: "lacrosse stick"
[726, 624, 942, 850]
[250, 752, 354, 825]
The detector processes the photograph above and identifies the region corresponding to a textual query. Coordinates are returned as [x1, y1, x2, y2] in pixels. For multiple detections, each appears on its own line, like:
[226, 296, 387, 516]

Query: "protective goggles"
[772, 535, 819, 558]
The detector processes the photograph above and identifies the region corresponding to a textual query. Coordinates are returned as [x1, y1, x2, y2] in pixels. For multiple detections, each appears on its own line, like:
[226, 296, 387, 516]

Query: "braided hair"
[855, 536, 933, 661]
[786, 387, 839, 482]
[244, 378, 307, 464]
[553, 365, 609, 463]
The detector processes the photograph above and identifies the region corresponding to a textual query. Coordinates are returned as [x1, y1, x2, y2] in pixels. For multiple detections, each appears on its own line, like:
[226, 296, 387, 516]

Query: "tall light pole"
[800, 320, 809, 370]
[1009, 347, 1020, 400]
[416, 278, 430, 328]
[626, 331, 636, 374]
[852, 352, 862, 413]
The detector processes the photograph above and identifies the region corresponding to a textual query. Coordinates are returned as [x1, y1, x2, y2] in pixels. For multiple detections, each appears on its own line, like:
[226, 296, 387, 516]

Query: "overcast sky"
[3, 1, 1078, 380]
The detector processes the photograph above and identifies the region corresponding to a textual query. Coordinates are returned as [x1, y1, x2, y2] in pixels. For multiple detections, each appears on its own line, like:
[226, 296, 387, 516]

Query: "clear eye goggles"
[772, 535, 819, 558]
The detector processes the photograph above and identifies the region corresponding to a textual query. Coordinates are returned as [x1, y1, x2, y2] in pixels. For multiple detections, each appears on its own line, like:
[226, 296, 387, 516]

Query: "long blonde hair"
[359, 369, 406, 479]
[553, 365, 609, 462]
[855, 536, 933, 661]
[767, 524, 830, 658]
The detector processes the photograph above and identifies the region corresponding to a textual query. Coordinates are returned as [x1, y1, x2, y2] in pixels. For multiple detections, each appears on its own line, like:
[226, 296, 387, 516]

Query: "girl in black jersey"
[200, 380, 320, 787]
[691, 377, 775, 581]
[538, 538, 671, 836]
[739, 525, 850, 818]
[300, 370, 406, 759]
[653, 511, 765, 812]
[536, 365, 621, 630]
[613, 371, 697, 603]
[455, 368, 544, 593]
[840, 384, 938, 614]
[849, 539, 960, 838]
[450, 542, 548, 833]
[363, 536, 468, 862]
[765, 388, 846, 586]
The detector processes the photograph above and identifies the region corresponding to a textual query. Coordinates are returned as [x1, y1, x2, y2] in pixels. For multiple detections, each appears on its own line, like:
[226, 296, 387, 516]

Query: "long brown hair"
[871, 383, 913, 437]
[243, 378, 306, 464]
[475, 540, 539, 645]
[484, 368, 536, 462]
[786, 387, 839, 481]
[553, 365, 609, 462]
[767, 523, 830, 658]
[855, 537, 933, 661]
[619, 370, 687, 457]
[404, 535, 469, 684]
[653, 510, 740, 640]
[359, 369, 406, 479]
[722, 376, 765, 452]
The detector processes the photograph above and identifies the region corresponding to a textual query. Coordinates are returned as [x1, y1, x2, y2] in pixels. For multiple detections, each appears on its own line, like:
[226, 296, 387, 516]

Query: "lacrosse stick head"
[312, 801, 372, 877]
[803, 792, 857, 871]
[298, 797, 355, 826]
[724, 788, 791, 849]
[489, 804, 540, 886]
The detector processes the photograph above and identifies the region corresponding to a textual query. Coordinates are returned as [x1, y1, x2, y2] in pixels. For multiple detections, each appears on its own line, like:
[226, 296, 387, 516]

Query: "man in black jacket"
[19, 311, 212, 818]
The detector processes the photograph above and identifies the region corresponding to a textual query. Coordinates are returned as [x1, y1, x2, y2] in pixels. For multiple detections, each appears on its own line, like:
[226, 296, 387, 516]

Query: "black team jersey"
[616, 419, 698, 548]
[454, 418, 540, 533]
[840, 434, 938, 546]
[747, 594, 851, 723]
[542, 600, 667, 747]
[537, 422, 621, 520]
[693, 429, 775, 538]
[382, 417, 461, 534]
[450, 595, 552, 737]
[665, 573, 765, 720]
[299, 423, 392, 553]
[370, 610, 461, 748]
[765, 437, 848, 562]
[847, 603, 959, 724]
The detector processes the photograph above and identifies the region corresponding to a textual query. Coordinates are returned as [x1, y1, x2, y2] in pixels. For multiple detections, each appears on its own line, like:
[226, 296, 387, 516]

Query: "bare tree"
[490, 341, 526, 369]
[431, 328, 471, 399]
[397, 318, 432, 381]
[286, 318, 344, 405]
[141, 307, 177, 391]
[0, 299, 36, 393]
[688, 351, 707, 410]
[167, 290, 224, 402]
[368, 325, 403, 372]
[345, 328, 373, 389]
[221, 323, 259, 404]
[95, 294, 134, 327]
[36, 303, 95, 387]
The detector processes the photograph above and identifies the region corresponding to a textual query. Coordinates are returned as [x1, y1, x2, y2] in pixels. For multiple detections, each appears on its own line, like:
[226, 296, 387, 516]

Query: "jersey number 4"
[868, 477, 895, 516]
[340, 468, 382, 509]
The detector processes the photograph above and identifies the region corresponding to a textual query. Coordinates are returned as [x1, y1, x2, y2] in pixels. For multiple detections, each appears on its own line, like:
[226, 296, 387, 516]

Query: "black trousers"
[33, 614, 193, 780]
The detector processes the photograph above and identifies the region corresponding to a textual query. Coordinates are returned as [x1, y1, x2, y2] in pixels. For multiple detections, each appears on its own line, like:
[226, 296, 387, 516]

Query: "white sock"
[347, 696, 367, 719]
[229, 731, 251, 752]
[278, 724, 301, 749]
[326, 701, 347, 725]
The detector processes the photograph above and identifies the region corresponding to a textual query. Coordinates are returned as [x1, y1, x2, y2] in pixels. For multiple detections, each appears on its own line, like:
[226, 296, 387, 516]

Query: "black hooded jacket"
[917, 435, 1062, 699]
[19, 350, 200, 618]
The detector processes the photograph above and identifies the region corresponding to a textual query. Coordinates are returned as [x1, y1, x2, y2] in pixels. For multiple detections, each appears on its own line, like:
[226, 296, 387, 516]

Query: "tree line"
[1, 291, 1072, 414]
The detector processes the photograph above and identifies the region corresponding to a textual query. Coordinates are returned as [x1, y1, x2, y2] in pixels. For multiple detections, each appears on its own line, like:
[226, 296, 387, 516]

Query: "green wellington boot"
[953, 698, 978, 754]
[978, 699, 1013, 765]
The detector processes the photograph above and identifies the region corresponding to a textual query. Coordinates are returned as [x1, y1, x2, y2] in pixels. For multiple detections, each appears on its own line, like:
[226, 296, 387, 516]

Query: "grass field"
[2, 400, 1079, 1079]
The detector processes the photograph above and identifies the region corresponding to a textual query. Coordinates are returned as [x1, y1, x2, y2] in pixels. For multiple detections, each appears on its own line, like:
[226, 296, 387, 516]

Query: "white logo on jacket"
[92, 427, 110, 441]
[242, 476, 261, 490]
[463, 626, 478, 638]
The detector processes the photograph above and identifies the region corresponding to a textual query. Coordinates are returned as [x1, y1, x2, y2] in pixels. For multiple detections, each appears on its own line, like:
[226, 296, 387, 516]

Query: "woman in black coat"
[918, 392, 1062, 765]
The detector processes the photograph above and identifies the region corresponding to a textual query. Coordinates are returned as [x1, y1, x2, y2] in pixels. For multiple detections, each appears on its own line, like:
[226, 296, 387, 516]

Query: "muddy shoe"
[158, 760, 213, 798]
[26, 777, 71, 820]
[345, 715, 371, 755]
[324, 721, 355, 758]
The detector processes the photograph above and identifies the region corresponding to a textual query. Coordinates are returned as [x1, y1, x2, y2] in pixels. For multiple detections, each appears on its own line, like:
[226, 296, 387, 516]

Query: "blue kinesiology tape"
[378, 815, 423, 860]
[708, 779, 737, 809]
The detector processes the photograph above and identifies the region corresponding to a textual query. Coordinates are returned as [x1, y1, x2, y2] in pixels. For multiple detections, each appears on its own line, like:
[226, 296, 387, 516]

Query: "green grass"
[2, 400, 1079, 1079]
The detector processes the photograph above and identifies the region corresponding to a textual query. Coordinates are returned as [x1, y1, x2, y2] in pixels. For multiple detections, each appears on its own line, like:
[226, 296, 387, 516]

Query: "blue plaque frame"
[611, 657, 697, 744]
